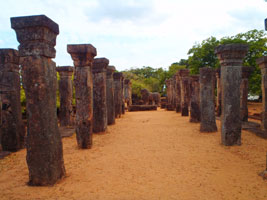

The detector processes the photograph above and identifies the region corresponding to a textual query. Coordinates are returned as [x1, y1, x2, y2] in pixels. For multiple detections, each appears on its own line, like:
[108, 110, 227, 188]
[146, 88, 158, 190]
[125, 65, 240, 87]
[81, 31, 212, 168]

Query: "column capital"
[190, 75, 199, 81]
[56, 66, 74, 77]
[178, 69, 190, 77]
[256, 56, 267, 69]
[92, 57, 109, 73]
[124, 79, 131, 86]
[11, 15, 59, 58]
[215, 44, 248, 66]
[67, 44, 97, 67]
[113, 72, 123, 80]
[241, 66, 252, 79]
[0, 49, 19, 72]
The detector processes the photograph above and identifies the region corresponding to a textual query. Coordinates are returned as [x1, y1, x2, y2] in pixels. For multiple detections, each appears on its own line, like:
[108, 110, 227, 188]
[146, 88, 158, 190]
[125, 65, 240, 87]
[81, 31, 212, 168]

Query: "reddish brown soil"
[1, 105, 267, 199]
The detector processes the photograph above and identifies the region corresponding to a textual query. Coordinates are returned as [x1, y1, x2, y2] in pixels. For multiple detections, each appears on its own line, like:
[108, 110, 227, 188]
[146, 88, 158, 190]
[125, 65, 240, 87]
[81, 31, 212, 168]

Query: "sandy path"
[1, 109, 267, 200]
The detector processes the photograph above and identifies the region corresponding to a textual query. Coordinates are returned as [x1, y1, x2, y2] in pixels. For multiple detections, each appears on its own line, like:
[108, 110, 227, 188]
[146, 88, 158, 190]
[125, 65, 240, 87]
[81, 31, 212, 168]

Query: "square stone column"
[200, 67, 217, 132]
[179, 69, 190, 116]
[106, 65, 116, 125]
[215, 68, 222, 116]
[67, 44, 97, 149]
[257, 56, 267, 130]
[11, 15, 65, 185]
[171, 76, 176, 109]
[240, 66, 252, 122]
[215, 44, 248, 146]
[124, 79, 132, 108]
[121, 74, 125, 114]
[189, 75, 200, 123]
[113, 72, 123, 118]
[92, 58, 109, 133]
[165, 79, 172, 107]
[175, 72, 181, 112]
[0, 49, 25, 152]
[56, 66, 74, 127]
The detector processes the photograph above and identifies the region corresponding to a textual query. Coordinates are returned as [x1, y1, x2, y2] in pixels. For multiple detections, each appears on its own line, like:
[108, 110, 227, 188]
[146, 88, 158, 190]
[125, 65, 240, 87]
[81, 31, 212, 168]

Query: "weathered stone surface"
[141, 88, 150, 105]
[178, 69, 190, 116]
[92, 58, 109, 133]
[257, 56, 267, 131]
[165, 79, 174, 110]
[124, 79, 132, 108]
[215, 44, 248, 145]
[152, 92, 161, 107]
[56, 66, 74, 127]
[189, 75, 200, 123]
[171, 76, 176, 109]
[0, 49, 25, 152]
[215, 68, 221, 116]
[11, 15, 65, 186]
[113, 72, 123, 118]
[240, 66, 252, 122]
[128, 105, 157, 111]
[121, 75, 125, 114]
[200, 67, 217, 132]
[175, 72, 181, 112]
[67, 44, 96, 148]
[106, 65, 115, 125]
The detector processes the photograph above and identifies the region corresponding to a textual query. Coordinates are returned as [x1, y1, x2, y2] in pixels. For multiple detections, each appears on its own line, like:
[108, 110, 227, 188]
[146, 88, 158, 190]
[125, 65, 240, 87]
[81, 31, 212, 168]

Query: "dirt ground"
[1, 103, 267, 200]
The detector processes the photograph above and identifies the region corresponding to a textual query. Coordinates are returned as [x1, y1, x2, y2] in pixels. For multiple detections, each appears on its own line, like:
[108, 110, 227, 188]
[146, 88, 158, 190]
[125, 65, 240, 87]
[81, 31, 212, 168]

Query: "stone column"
[257, 56, 267, 130]
[113, 72, 122, 118]
[56, 66, 74, 127]
[175, 72, 181, 112]
[171, 76, 176, 109]
[189, 75, 200, 123]
[215, 44, 248, 145]
[199, 67, 217, 132]
[11, 15, 65, 185]
[67, 44, 97, 148]
[124, 79, 132, 108]
[92, 58, 109, 133]
[179, 69, 190, 116]
[165, 79, 172, 106]
[240, 66, 251, 122]
[121, 75, 125, 114]
[106, 65, 116, 125]
[215, 68, 222, 116]
[0, 49, 25, 152]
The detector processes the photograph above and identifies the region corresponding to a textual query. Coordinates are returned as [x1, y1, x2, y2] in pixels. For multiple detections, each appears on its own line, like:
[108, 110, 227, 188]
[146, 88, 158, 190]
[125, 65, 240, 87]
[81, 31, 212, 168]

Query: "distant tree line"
[123, 29, 267, 97]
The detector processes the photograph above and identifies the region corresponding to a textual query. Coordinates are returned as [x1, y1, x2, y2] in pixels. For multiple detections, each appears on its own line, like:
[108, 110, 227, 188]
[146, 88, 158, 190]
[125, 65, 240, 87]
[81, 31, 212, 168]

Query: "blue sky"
[0, 0, 266, 71]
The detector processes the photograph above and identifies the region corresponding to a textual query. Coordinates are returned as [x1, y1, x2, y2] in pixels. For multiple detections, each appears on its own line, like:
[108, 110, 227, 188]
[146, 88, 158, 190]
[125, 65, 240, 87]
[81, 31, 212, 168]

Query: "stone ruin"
[56, 66, 75, 127]
[92, 58, 109, 133]
[0, 49, 25, 152]
[67, 44, 96, 148]
[124, 79, 132, 108]
[11, 15, 66, 185]
[113, 72, 123, 118]
[189, 75, 200, 123]
[106, 65, 116, 125]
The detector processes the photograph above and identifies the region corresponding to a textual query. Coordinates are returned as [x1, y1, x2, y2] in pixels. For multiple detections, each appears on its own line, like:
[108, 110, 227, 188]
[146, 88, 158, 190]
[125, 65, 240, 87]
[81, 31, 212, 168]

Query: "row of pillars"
[0, 14, 132, 186]
[166, 44, 267, 146]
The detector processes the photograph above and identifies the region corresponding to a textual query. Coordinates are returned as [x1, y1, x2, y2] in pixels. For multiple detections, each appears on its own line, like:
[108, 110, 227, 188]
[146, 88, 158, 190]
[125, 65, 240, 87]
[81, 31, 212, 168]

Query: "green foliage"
[187, 36, 220, 74]
[187, 30, 267, 95]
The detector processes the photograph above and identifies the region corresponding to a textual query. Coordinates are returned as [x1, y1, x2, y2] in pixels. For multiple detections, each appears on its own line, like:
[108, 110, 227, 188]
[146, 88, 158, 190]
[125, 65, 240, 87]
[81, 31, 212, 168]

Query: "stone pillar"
[121, 75, 125, 114]
[199, 67, 217, 132]
[0, 49, 25, 152]
[171, 76, 176, 109]
[92, 58, 109, 133]
[175, 72, 181, 112]
[113, 72, 122, 118]
[189, 75, 200, 123]
[179, 69, 190, 116]
[165, 79, 171, 106]
[56, 66, 74, 127]
[257, 56, 267, 130]
[67, 44, 97, 148]
[106, 65, 116, 125]
[240, 66, 251, 122]
[215, 44, 248, 145]
[124, 79, 132, 108]
[11, 15, 65, 185]
[215, 68, 222, 116]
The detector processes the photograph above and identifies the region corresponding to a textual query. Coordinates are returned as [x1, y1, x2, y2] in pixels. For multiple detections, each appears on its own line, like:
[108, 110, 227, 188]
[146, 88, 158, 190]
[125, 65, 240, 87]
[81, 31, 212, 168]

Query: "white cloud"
[0, 0, 266, 71]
